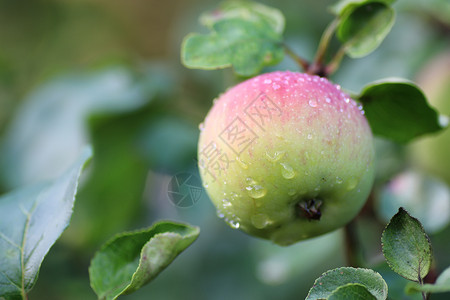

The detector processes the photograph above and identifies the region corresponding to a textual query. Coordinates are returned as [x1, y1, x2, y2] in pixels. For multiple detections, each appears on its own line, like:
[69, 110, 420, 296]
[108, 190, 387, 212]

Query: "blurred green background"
[0, 0, 449, 299]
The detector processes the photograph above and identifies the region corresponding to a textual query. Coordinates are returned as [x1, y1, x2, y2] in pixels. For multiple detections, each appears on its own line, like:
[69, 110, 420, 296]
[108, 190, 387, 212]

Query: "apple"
[198, 71, 375, 245]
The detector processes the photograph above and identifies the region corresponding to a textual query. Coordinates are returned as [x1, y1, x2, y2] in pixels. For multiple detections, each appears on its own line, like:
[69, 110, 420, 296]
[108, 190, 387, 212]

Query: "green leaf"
[336, 1, 395, 58]
[182, 4, 284, 76]
[0, 147, 92, 299]
[0, 67, 157, 189]
[381, 207, 432, 282]
[306, 267, 388, 300]
[330, 0, 396, 17]
[405, 266, 450, 294]
[89, 221, 200, 300]
[328, 283, 377, 300]
[358, 79, 445, 143]
[200, 0, 285, 34]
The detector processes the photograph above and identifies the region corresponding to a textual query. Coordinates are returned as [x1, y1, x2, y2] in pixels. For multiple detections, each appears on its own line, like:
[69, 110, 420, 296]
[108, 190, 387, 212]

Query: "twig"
[344, 218, 360, 267]
[283, 43, 310, 72]
[313, 18, 339, 67]
[324, 45, 347, 76]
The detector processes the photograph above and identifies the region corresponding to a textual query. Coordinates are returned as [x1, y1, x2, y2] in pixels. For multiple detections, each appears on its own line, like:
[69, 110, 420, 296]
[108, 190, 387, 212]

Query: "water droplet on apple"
[251, 214, 272, 229]
[248, 185, 267, 199]
[264, 79, 272, 84]
[308, 99, 318, 107]
[273, 83, 281, 90]
[336, 177, 343, 184]
[325, 97, 331, 103]
[198, 122, 205, 131]
[344, 98, 350, 103]
[217, 210, 225, 218]
[347, 177, 358, 190]
[265, 150, 286, 162]
[280, 163, 296, 179]
[307, 134, 313, 140]
[246, 177, 257, 185]
[227, 219, 240, 229]
[222, 198, 232, 207]
[439, 115, 449, 127]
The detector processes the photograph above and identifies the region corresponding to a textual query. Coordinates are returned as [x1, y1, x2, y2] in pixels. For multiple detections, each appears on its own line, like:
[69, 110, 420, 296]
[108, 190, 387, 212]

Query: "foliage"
[0, 0, 449, 299]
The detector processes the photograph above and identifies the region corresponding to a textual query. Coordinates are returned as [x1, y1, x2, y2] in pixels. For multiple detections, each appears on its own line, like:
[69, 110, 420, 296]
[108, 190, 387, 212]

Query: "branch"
[283, 44, 310, 72]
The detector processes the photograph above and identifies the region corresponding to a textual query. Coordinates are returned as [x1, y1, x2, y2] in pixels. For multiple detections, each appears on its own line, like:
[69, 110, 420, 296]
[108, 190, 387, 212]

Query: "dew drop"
[264, 79, 272, 84]
[344, 98, 350, 103]
[307, 134, 313, 140]
[265, 150, 286, 162]
[336, 177, 343, 184]
[280, 163, 296, 179]
[217, 210, 225, 219]
[347, 177, 358, 190]
[308, 99, 318, 107]
[198, 122, 205, 131]
[439, 115, 449, 127]
[251, 214, 272, 229]
[325, 97, 331, 103]
[222, 199, 231, 208]
[273, 83, 281, 90]
[246, 177, 257, 185]
[228, 219, 240, 229]
[248, 185, 267, 199]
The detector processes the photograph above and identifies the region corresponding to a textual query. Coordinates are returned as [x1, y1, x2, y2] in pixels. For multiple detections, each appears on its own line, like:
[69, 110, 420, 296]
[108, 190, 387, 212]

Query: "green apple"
[198, 71, 375, 245]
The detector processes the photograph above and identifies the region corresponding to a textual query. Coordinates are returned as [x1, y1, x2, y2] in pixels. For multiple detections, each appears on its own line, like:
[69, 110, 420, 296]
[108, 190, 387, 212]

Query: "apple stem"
[344, 219, 363, 267]
[311, 18, 339, 72]
[283, 43, 310, 72]
[324, 45, 346, 76]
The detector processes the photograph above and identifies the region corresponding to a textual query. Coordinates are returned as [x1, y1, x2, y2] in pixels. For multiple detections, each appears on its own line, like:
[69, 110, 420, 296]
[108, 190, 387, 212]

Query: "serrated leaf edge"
[381, 207, 433, 282]
[306, 267, 388, 300]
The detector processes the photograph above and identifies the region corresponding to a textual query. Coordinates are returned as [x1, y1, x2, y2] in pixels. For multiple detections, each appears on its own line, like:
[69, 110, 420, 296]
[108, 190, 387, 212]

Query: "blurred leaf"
[137, 116, 199, 173]
[306, 267, 388, 300]
[0, 147, 91, 299]
[377, 171, 450, 234]
[405, 266, 450, 294]
[89, 221, 200, 300]
[330, 0, 396, 17]
[358, 79, 445, 143]
[182, 2, 285, 77]
[381, 208, 432, 282]
[0, 67, 160, 189]
[200, 0, 285, 34]
[328, 283, 377, 300]
[337, 1, 395, 58]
